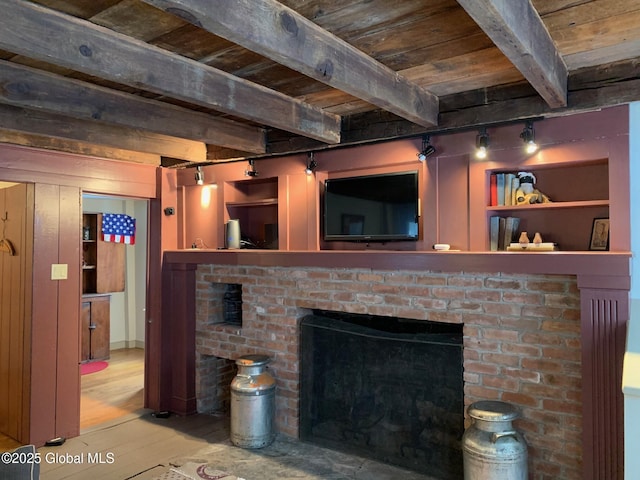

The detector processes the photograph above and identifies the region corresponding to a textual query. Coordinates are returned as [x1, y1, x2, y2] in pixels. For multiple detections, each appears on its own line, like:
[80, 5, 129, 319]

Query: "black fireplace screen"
[300, 310, 464, 479]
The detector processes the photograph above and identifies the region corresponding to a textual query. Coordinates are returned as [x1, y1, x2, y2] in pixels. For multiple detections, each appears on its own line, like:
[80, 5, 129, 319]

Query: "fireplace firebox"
[300, 310, 464, 479]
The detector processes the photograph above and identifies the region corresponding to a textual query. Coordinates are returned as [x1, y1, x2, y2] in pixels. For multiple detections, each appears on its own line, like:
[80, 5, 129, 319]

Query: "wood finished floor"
[39, 413, 229, 480]
[80, 348, 146, 431]
[1, 348, 146, 451]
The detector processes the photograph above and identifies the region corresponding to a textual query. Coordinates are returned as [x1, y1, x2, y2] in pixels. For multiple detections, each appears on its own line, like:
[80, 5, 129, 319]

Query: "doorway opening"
[80, 194, 149, 431]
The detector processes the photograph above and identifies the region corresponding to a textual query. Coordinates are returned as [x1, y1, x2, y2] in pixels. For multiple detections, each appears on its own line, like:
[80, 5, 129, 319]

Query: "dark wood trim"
[580, 286, 628, 480]
[163, 249, 631, 277]
[0, 143, 157, 198]
[145, 168, 180, 412]
[164, 263, 197, 416]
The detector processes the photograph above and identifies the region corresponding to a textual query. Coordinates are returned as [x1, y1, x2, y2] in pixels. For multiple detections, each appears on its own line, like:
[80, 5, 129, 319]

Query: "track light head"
[305, 152, 318, 175]
[417, 135, 436, 162]
[475, 129, 489, 159]
[195, 166, 204, 185]
[244, 159, 258, 177]
[520, 121, 538, 154]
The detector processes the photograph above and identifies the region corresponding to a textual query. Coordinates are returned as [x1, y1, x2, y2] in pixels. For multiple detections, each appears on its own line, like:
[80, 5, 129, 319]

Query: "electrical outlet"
[51, 263, 68, 280]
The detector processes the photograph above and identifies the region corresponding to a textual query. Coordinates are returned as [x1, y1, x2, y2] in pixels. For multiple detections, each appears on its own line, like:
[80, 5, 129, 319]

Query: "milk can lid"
[236, 354, 271, 367]
[468, 400, 520, 422]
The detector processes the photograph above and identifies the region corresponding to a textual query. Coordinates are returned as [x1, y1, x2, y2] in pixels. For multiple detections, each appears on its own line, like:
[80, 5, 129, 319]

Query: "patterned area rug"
[152, 435, 436, 480]
[154, 463, 245, 480]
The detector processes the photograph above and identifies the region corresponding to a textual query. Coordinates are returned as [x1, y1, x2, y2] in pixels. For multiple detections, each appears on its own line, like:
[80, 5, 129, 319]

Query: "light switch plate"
[51, 263, 68, 280]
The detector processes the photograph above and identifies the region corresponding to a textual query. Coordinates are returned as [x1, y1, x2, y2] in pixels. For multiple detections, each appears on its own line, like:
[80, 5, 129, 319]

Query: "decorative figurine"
[515, 172, 552, 205]
[533, 232, 543, 245]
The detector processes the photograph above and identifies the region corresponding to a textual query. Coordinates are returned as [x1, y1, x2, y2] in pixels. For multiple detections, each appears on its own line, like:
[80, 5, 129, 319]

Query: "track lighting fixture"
[195, 166, 204, 185]
[305, 152, 318, 175]
[417, 135, 436, 161]
[520, 121, 538, 154]
[475, 128, 489, 159]
[244, 159, 258, 177]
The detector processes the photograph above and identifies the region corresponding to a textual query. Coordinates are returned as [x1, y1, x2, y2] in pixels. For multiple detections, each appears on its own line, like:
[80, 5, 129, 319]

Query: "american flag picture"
[101, 213, 136, 245]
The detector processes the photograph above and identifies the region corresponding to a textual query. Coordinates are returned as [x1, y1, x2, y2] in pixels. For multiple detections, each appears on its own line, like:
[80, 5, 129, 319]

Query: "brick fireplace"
[193, 263, 583, 478]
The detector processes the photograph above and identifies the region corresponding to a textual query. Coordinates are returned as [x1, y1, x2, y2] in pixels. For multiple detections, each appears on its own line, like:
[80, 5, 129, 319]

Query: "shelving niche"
[82, 213, 125, 293]
[224, 177, 279, 249]
[484, 159, 609, 251]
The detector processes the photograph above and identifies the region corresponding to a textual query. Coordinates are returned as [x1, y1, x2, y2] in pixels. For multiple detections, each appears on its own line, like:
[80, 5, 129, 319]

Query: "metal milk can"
[230, 354, 276, 448]
[462, 400, 528, 479]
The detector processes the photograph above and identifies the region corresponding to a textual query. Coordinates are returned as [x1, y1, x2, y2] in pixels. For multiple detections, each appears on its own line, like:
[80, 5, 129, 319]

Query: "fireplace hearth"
[300, 310, 464, 479]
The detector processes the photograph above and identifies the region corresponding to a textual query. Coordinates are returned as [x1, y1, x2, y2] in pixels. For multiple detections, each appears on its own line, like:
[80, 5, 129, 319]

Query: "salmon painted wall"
[177, 105, 630, 253]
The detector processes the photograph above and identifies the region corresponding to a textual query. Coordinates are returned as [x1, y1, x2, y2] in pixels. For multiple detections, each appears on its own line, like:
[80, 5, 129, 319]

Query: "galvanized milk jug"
[462, 400, 528, 479]
[230, 354, 275, 448]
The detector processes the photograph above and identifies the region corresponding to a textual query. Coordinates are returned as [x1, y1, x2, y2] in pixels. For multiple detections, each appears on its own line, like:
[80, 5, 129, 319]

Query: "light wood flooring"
[80, 348, 146, 431]
[1, 348, 146, 451]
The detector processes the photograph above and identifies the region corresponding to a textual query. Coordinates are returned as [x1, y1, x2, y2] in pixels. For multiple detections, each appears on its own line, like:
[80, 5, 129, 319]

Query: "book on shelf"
[490, 216, 500, 251]
[496, 173, 505, 206]
[507, 242, 558, 251]
[490, 174, 497, 206]
[503, 216, 520, 250]
[488, 172, 522, 207]
[511, 176, 520, 205]
[504, 173, 515, 206]
[490, 215, 520, 251]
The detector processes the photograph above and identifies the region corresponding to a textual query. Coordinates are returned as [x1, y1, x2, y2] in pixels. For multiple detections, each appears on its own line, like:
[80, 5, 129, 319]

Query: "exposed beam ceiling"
[456, 0, 568, 108]
[0, 0, 638, 166]
[0, 60, 266, 154]
[0, 0, 341, 144]
[0, 103, 206, 162]
[141, 0, 439, 127]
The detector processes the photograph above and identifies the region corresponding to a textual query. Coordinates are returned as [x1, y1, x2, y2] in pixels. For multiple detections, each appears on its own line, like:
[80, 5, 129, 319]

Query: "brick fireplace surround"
[161, 251, 629, 480]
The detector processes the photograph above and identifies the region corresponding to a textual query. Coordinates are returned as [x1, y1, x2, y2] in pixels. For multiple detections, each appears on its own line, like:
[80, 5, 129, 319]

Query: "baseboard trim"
[110, 340, 145, 350]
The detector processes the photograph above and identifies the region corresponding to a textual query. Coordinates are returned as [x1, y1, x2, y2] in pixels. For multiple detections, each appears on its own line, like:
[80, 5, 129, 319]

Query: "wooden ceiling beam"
[0, 130, 162, 165]
[0, 60, 266, 154]
[239, 57, 640, 161]
[456, 0, 568, 108]
[141, 0, 439, 127]
[0, 0, 341, 144]
[0, 104, 207, 162]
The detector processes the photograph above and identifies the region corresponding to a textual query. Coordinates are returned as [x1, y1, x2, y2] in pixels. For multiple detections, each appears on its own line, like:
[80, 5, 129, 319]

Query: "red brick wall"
[195, 264, 582, 479]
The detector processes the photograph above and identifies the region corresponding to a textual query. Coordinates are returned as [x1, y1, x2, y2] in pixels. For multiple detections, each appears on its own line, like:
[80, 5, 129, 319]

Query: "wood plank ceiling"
[0, 0, 639, 166]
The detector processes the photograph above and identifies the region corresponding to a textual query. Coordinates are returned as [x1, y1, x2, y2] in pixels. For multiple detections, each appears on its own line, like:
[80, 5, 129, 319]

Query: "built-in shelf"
[487, 199, 609, 212]
[224, 178, 279, 249]
[225, 197, 278, 208]
[82, 213, 125, 293]
[483, 160, 610, 251]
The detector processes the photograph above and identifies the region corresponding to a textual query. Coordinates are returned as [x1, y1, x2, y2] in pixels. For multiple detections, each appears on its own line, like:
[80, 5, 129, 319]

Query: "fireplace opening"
[300, 310, 464, 479]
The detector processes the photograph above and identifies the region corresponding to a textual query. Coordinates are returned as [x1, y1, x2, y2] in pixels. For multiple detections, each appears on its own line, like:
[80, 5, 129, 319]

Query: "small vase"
[518, 232, 529, 246]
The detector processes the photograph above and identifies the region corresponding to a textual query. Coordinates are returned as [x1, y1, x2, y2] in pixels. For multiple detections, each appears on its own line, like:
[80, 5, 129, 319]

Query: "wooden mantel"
[163, 249, 631, 279]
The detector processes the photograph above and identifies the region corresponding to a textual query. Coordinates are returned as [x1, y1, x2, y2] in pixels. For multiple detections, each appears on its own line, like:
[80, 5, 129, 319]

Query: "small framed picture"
[589, 218, 610, 251]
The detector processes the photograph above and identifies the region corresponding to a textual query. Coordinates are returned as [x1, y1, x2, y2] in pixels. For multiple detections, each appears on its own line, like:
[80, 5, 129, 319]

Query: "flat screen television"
[323, 170, 419, 242]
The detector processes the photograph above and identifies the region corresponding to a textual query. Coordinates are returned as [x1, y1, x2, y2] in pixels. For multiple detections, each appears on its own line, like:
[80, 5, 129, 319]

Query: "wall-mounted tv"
[323, 170, 419, 242]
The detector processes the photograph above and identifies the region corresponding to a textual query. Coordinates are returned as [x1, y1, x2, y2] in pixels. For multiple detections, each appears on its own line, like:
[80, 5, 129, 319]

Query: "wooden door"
[89, 296, 110, 360]
[96, 214, 125, 293]
[0, 183, 34, 443]
[81, 295, 110, 361]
